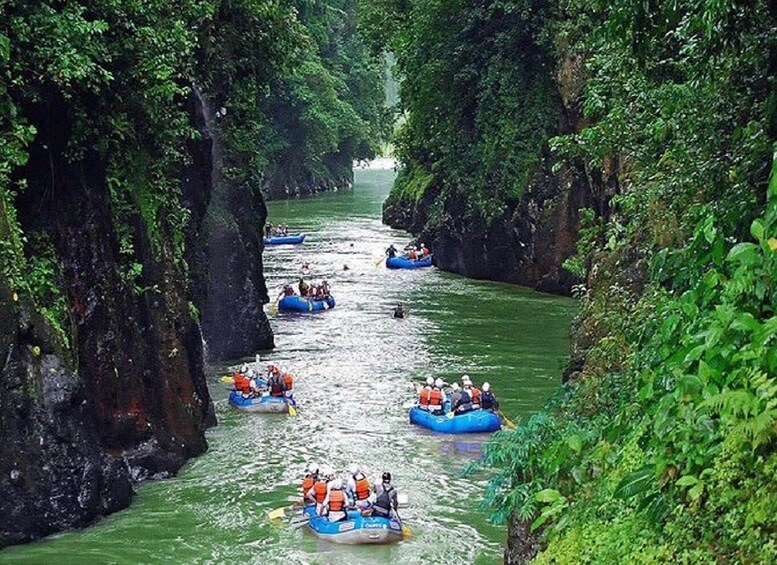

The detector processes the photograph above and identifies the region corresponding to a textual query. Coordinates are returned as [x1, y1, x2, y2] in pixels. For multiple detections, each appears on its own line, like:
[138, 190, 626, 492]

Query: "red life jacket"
[234, 373, 251, 394]
[429, 388, 443, 406]
[419, 388, 431, 405]
[471, 387, 481, 404]
[284, 373, 293, 391]
[329, 489, 345, 512]
[314, 481, 328, 503]
[354, 476, 370, 501]
[302, 475, 315, 497]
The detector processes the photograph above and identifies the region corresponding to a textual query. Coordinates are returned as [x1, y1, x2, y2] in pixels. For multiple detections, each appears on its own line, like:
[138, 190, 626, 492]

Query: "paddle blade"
[268, 506, 288, 520]
[288, 404, 297, 417]
[220, 375, 233, 384]
[499, 410, 517, 430]
[446, 411, 455, 419]
[402, 524, 412, 539]
[374, 257, 384, 267]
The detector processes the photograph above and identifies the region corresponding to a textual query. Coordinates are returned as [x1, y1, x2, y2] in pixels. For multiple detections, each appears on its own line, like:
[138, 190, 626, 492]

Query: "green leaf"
[703, 219, 717, 244]
[726, 242, 759, 264]
[675, 475, 699, 487]
[530, 513, 550, 532]
[566, 434, 583, 454]
[688, 482, 704, 501]
[0, 33, 9, 64]
[534, 488, 563, 503]
[614, 465, 655, 499]
[750, 219, 765, 242]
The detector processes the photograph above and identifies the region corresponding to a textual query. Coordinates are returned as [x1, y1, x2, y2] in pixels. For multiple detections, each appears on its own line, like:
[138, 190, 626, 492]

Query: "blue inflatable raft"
[386, 255, 433, 269]
[409, 405, 501, 434]
[228, 391, 289, 413]
[303, 505, 403, 545]
[264, 233, 306, 245]
[278, 295, 336, 312]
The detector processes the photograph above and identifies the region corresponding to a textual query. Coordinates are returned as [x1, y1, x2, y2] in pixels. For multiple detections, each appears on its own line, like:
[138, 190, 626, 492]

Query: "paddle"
[374, 256, 384, 267]
[268, 505, 293, 521]
[268, 501, 303, 521]
[499, 409, 517, 430]
[287, 399, 297, 417]
[219, 375, 233, 384]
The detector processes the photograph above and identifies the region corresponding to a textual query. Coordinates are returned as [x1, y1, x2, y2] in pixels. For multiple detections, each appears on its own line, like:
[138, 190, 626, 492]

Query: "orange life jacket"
[354, 476, 370, 501]
[314, 481, 328, 503]
[471, 387, 481, 404]
[429, 388, 443, 406]
[284, 373, 293, 391]
[329, 489, 345, 512]
[302, 475, 315, 497]
[234, 373, 251, 394]
[419, 388, 431, 405]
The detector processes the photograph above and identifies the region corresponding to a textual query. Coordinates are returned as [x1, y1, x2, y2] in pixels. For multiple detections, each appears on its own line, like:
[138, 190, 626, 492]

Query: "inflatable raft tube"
[278, 295, 336, 312]
[264, 233, 306, 245]
[228, 391, 289, 413]
[304, 506, 403, 545]
[408, 405, 501, 434]
[386, 255, 433, 269]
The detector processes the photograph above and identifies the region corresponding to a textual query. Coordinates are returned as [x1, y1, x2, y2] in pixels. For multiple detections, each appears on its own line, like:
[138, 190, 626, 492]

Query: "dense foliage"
[478, 1, 775, 561]
[1, 0, 387, 350]
[361, 0, 560, 223]
[362, 0, 776, 560]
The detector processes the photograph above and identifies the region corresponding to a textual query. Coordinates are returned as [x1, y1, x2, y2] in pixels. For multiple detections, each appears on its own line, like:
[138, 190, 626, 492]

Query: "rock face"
[385, 165, 602, 294]
[186, 88, 274, 361]
[0, 90, 218, 547]
[261, 152, 354, 200]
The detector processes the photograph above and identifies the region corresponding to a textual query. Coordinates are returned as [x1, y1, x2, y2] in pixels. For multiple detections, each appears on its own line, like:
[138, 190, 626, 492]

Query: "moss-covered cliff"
[370, 0, 612, 293]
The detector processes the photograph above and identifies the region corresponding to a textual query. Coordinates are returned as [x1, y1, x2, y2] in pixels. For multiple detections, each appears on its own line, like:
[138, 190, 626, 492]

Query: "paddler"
[347, 464, 372, 511]
[371, 472, 399, 520]
[323, 479, 348, 522]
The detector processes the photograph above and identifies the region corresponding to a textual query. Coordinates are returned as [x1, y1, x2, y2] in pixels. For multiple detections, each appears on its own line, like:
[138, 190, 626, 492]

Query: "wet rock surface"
[0, 91, 216, 548]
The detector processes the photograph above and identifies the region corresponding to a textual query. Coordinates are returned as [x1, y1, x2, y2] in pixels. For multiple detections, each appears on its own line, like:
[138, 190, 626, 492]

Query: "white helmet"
[246, 369, 255, 378]
[426, 376, 434, 386]
[482, 382, 491, 392]
[308, 462, 319, 474]
[434, 378, 443, 388]
[451, 382, 460, 391]
[462, 374, 471, 384]
[240, 364, 248, 373]
[323, 466, 334, 478]
[331, 478, 343, 490]
[348, 463, 359, 475]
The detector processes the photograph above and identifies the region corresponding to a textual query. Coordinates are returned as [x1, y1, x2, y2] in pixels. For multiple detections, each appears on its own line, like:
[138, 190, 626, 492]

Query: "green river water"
[2, 169, 576, 565]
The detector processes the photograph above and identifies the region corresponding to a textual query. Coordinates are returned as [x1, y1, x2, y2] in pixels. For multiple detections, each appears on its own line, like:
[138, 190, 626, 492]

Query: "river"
[1, 169, 576, 564]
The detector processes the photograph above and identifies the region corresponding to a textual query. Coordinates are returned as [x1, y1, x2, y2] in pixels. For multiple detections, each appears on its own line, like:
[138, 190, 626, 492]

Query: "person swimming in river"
[393, 303, 405, 318]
